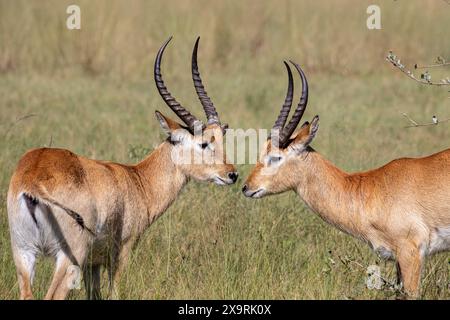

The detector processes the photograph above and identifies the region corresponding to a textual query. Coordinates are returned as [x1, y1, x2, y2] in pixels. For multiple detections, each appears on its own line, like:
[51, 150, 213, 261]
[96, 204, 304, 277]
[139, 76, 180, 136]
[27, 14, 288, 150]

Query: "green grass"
[0, 0, 449, 299]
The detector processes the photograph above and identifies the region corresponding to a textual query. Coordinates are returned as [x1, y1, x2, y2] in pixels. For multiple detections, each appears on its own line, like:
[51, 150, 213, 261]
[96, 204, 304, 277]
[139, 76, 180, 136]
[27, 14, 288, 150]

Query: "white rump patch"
[429, 226, 450, 254]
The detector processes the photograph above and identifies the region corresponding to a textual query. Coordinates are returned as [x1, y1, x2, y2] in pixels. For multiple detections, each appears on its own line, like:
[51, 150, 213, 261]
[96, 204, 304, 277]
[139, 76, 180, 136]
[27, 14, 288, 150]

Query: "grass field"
[0, 0, 449, 299]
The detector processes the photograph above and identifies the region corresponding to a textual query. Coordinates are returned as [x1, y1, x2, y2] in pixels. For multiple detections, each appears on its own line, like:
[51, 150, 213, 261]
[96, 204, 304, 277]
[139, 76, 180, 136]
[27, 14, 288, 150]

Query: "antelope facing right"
[242, 60, 450, 297]
[7, 37, 237, 300]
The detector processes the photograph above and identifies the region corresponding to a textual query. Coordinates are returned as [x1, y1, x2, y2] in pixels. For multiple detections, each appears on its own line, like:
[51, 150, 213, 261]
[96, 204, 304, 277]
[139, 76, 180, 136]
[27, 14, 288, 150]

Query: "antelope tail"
[22, 192, 95, 236]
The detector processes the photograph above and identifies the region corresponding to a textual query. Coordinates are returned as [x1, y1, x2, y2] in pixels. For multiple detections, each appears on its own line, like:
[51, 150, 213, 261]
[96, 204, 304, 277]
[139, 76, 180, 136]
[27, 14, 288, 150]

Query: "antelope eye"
[268, 156, 282, 165]
[200, 142, 209, 149]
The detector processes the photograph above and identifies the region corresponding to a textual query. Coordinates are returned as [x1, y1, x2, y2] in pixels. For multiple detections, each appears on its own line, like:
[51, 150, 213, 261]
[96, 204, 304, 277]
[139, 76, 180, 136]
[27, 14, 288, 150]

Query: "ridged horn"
[278, 60, 309, 147]
[271, 61, 294, 141]
[154, 36, 200, 130]
[192, 36, 220, 125]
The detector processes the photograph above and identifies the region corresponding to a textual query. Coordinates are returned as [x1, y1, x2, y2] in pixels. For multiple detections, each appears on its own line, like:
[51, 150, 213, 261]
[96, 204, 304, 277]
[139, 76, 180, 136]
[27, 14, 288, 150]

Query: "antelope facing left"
[7, 37, 237, 300]
[242, 60, 450, 298]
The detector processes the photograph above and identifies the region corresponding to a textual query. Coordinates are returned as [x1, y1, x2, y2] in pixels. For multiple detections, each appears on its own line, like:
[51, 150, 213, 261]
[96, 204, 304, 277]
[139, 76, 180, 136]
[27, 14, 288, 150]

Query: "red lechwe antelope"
[242, 60, 450, 297]
[7, 37, 237, 300]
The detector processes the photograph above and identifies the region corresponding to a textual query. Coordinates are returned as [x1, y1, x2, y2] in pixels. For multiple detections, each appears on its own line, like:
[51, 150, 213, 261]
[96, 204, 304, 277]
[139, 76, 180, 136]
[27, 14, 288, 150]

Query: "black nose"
[228, 172, 238, 183]
[242, 184, 248, 193]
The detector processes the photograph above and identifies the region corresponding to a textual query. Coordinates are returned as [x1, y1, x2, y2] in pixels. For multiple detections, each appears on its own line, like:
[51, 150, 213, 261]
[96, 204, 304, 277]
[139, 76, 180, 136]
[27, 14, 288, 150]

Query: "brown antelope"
[7, 37, 238, 300]
[242, 60, 450, 297]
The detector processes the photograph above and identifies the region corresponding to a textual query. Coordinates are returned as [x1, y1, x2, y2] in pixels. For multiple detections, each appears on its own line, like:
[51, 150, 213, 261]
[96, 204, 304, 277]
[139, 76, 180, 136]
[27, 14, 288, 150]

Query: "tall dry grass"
[1, 0, 449, 78]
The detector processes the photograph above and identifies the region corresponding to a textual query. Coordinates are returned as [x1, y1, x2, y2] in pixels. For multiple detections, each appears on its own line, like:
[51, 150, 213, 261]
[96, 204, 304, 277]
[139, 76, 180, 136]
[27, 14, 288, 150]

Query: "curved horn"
[279, 60, 309, 147]
[154, 36, 200, 129]
[272, 61, 294, 131]
[192, 36, 220, 125]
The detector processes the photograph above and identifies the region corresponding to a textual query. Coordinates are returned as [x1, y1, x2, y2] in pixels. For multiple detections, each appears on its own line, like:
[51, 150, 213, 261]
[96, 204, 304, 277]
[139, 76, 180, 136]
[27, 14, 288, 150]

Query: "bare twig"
[402, 113, 450, 128]
[4, 113, 38, 137]
[402, 113, 419, 126]
[47, 135, 53, 147]
[388, 51, 450, 127]
[415, 61, 450, 69]
[404, 121, 450, 128]
[386, 52, 450, 86]
[334, 253, 398, 290]
[415, 55, 450, 69]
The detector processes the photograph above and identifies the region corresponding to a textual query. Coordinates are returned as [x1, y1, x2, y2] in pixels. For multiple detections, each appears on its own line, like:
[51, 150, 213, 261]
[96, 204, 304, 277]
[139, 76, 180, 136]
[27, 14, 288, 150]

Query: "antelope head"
[242, 61, 319, 197]
[154, 37, 238, 185]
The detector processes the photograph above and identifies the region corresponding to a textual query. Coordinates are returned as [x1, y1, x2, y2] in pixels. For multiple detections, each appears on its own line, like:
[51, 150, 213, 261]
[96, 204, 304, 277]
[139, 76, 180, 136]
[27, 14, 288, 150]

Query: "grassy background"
[0, 0, 449, 299]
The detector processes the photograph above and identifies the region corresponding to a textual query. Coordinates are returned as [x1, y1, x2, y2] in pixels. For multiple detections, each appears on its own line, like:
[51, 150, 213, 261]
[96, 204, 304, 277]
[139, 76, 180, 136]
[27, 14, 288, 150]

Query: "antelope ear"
[155, 111, 192, 144]
[155, 111, 183, 136]
[289, 115, 319, 153]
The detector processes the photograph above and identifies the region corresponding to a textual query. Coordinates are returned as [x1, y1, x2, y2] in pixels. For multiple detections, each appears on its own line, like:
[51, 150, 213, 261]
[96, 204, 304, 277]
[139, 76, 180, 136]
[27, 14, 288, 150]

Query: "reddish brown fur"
[7, 115, 236, 300]
[244, 120, 450, 297]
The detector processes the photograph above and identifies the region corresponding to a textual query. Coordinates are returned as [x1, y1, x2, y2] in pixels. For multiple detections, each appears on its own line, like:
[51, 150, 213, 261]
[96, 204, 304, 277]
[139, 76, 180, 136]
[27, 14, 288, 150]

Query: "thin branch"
[47, 135, 53, 148]
[389, 51, 450, 127]
[402, 113, 450, 128]
[402, 113, 418, 126]
[405, 121, 450, 128]
[415, 61, 450, 69]
[386, 51, 450, 86]
[333, 253, 398, 290]
[4, 113, 38, 137]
